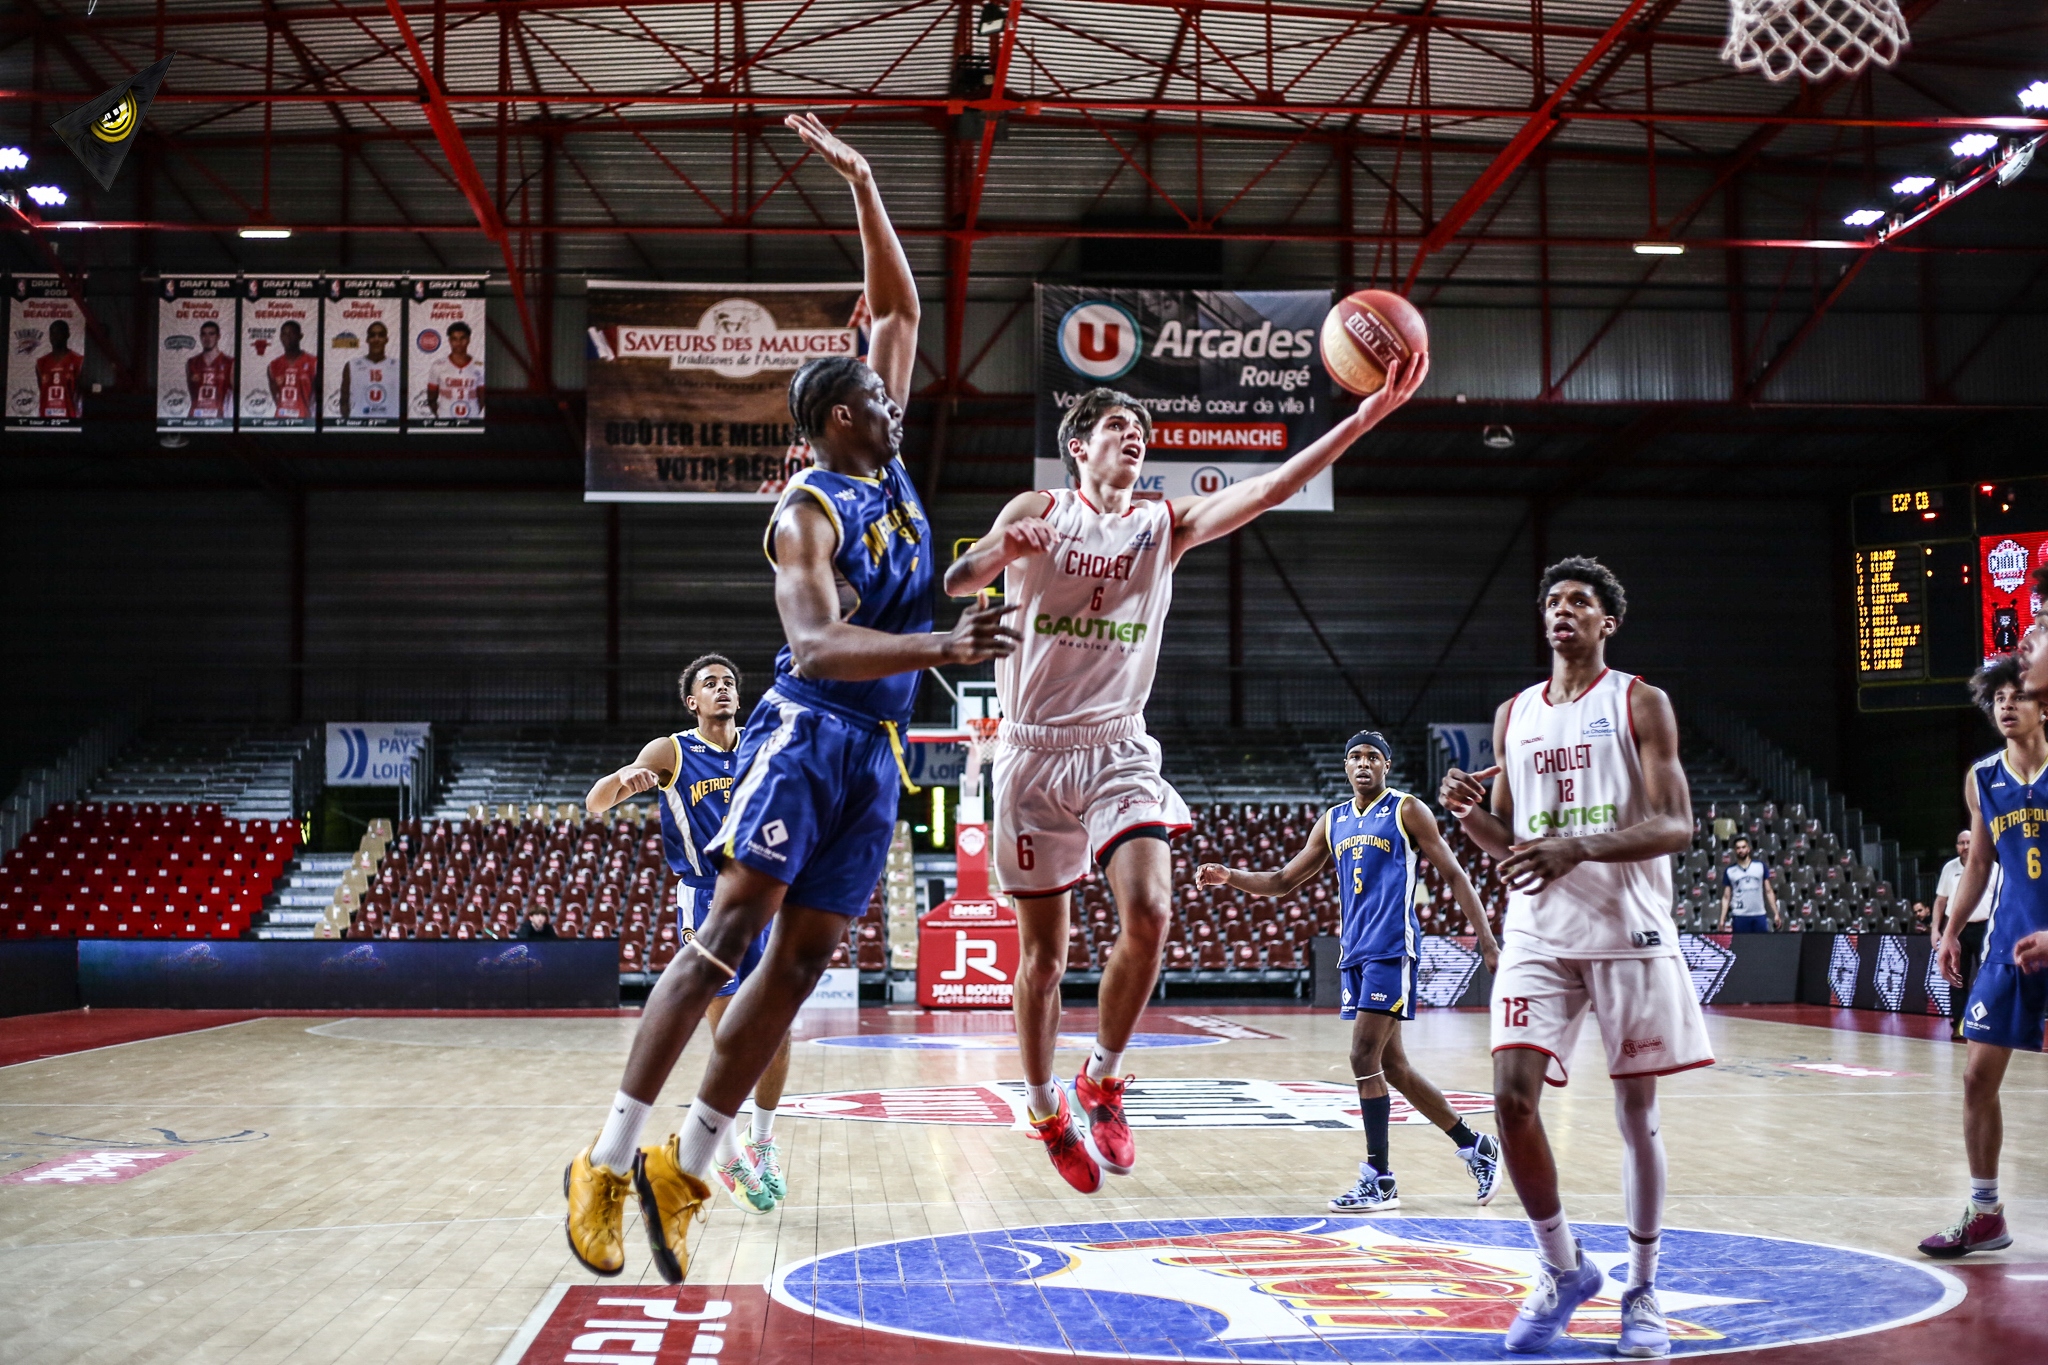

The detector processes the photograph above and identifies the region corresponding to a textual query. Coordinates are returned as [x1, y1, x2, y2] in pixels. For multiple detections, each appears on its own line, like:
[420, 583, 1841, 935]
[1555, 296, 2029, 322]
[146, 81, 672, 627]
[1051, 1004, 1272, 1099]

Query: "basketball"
[1318, 289, 1429, 397]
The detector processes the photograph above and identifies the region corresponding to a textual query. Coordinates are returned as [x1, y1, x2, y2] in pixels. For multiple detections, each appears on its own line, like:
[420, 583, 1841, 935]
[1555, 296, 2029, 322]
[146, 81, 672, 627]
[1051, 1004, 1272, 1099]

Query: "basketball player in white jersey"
[1439, 556, 1707, 1359]
[945, 357, 1427, 1192]
[342, 320, 400, 420]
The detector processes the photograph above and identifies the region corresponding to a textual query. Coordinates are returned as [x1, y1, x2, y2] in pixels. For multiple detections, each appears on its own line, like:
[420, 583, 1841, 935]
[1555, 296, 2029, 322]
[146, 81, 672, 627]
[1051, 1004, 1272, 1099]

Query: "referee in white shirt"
[1932, 828, 2001, 1042]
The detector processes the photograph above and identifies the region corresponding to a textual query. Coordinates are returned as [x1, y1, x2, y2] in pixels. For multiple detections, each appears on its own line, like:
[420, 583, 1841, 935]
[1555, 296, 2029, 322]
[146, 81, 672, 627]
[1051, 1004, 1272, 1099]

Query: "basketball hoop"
[1723, 0, 1908, 82]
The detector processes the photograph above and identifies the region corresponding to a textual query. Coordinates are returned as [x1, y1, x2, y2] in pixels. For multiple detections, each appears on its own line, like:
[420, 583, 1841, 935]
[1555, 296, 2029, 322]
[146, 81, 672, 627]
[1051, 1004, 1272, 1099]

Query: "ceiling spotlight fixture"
[239, 227, 292, 239]
[1481, 425, 1515, 450]
[1842, 208, 1884, 227]
[1891, 176, 1934, 196]
[25, 185, 66, 207]
[1950, 132, 2000, 158]
[2019, 80, 2048, 110]
[0, 147, 27, 171]
[976, 2, 1007, 35]
[1632, 241, 1684, 255]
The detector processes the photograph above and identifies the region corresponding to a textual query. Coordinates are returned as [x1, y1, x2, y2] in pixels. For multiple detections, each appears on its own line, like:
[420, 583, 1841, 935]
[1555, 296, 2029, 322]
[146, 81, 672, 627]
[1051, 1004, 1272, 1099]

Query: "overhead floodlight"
[26, 184, 66, 206]
[2019, 81, 2048, 110]
[976, 1, 1007, 35]
[1632, 241, 1685, 255]
[1842, 208, 1884, 227]
[0, 147, 26, 171]
[1951, 132, 1999, 158]
[239, 227, 292, 239]
[1891, 175, 1934, 195]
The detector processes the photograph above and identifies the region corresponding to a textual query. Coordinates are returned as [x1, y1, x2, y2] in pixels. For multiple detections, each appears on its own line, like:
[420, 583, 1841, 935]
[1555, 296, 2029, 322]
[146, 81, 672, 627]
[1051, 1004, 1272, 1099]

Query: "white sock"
[591, 1091, 653, 1175]
[1971, 1176, 2000, 1210]
[1627, 1233, 1660, 1290]
[1613, 1082, 1668, 1248]
[1531, 1210, 1576, 1270]
[1026, 1080, 1062, 1120]
[751, 1105, 777, 1144]
[675, 1098, 737, 1179]
[713, 1117, 744, 1169]
[1087, 1045, 1125, 1082]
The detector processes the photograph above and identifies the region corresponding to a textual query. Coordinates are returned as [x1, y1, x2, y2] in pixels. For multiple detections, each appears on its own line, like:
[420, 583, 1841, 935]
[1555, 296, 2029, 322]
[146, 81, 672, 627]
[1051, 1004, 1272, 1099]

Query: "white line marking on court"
[2006, 1273, 2048, 1280]
[0, 1017, 267, 1070]
[494, 1282, 571, 1365]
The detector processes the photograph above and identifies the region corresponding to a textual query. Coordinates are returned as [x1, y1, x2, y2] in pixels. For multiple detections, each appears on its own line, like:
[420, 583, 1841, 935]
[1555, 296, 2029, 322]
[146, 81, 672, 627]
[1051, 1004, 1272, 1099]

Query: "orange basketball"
[1318, 289, 1429, 397]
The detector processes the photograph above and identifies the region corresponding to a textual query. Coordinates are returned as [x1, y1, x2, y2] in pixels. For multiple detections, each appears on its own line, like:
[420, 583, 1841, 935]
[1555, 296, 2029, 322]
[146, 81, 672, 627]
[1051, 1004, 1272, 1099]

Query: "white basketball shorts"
[992, 715, 1191, 897]
[1490, 943, 1714, 1086]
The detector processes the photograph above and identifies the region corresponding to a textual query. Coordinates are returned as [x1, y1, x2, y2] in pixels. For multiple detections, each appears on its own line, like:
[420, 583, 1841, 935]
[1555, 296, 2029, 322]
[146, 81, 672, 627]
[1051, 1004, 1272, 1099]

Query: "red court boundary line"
[1705, 1004, 1957, 1041]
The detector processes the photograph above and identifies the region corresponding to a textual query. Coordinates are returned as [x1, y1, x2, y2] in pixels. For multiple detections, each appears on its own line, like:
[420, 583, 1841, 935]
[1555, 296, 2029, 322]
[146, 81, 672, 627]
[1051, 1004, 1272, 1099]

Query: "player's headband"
[1345, 731, 1391, 760]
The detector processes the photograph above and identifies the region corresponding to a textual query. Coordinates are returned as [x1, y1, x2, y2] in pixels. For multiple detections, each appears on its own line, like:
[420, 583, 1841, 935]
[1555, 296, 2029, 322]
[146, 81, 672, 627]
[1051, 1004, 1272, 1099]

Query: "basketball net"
[1723, 0, 1908, 82]
[961, 715, 1002, 824]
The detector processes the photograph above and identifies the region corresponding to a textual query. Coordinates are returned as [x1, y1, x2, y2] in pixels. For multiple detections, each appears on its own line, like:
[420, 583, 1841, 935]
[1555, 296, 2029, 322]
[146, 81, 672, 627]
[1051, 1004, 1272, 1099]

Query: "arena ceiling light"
[2019, 80, 2048, 109]
[0, 147, 26, 171]
[1891, 175, 1934, 195]
[239, 227, 292, 239]
[1950, 132, 2000, 158]
[1842, 208, 1885, 227]
[1631, 241, 1684, 255]
[26, 185, 66, 207]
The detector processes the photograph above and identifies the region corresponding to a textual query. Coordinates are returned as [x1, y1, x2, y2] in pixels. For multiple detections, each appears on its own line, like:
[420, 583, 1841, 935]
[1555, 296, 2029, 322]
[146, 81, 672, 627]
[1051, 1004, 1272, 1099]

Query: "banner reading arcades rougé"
[1035, 286, 1335, 511]
[584, 281, 866, 502]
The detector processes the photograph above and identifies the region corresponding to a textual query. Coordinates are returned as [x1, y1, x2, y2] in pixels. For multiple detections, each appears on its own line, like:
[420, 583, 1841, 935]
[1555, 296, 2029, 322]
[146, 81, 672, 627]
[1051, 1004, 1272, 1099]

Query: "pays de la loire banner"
[1036, 286, 1334, 511]
[583, 281, 865, 502]
[325, 722, 430, 786]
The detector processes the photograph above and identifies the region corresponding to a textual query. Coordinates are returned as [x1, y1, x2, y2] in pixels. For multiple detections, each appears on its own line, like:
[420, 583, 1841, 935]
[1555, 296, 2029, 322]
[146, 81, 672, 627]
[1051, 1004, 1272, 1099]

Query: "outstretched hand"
[942, 598, 1022, 665]
[1346, 350, 1431, 433]
[785, 112, 871, 184]
[1196, 862, 1231, 887]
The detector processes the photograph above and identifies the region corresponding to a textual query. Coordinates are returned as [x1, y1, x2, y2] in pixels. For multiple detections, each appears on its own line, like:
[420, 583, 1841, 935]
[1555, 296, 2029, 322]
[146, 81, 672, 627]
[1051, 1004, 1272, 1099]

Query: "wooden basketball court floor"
[1, 1003, 2042, 1364]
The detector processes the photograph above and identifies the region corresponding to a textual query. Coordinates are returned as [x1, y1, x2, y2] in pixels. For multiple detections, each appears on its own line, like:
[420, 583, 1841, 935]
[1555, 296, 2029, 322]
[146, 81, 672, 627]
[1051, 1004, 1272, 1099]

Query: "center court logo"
[1058, 300, 1142, 380]
[772, 1216, 1962, 1362]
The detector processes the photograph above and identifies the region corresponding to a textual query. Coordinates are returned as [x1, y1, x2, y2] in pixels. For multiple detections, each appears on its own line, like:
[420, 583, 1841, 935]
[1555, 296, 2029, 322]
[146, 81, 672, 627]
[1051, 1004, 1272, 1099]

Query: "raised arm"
[1167, 351, 1427, 562]
[1198, 810, 1334, 898]
[1400, 796, 1498, 971]
[1939, 776, 1996, 987]
[1440, 696, 1516, 860]
[944, 490, 1058, 597]
[785, 113, 918, 406]
[1497, 681, 1694, 894]
[773, 497, 1018, 681]
[587, 735, 678, 817]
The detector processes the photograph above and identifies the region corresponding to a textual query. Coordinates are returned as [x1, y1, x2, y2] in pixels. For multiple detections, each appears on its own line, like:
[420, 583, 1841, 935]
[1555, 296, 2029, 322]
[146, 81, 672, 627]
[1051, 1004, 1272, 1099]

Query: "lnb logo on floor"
[774, 1217, 1961, 1363]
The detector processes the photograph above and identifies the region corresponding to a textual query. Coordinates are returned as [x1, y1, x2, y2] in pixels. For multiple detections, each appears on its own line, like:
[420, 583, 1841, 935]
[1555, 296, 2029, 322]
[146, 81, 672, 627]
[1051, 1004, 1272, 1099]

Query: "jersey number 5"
[1501, 996, 1530, 1028]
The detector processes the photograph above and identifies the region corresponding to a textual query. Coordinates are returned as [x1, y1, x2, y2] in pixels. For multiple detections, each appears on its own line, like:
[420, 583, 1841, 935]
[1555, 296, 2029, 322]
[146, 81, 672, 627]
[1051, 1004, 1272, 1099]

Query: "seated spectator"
[383, 920, 407, 940]
[452, 920, 476, 940]
[517, 907, 557, 940]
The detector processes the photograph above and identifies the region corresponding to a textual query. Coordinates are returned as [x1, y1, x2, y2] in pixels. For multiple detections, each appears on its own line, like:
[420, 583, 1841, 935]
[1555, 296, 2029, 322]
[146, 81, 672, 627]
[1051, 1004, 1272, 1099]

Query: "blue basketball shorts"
[1731, 914, 1771, 934]
[1339, 955, 1416, 1021]
[676, 880, 768, 999]
[712, 690, 897, 918]
[1961, 961, 2048, 1052]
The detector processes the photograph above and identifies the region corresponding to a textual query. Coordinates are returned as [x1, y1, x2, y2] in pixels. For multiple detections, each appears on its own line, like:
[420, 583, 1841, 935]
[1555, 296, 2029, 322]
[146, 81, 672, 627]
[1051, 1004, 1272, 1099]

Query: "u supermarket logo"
[1058, 301, 1142, 380]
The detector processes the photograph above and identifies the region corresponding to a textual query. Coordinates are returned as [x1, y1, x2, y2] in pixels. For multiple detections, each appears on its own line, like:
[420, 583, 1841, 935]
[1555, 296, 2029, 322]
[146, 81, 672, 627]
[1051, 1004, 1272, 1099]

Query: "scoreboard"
[1852, 477, 2048, 711]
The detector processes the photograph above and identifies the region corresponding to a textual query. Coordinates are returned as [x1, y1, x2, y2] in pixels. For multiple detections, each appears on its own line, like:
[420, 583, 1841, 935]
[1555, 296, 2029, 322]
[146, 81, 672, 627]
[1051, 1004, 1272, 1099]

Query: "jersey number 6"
[1016, 834, 1035, 871]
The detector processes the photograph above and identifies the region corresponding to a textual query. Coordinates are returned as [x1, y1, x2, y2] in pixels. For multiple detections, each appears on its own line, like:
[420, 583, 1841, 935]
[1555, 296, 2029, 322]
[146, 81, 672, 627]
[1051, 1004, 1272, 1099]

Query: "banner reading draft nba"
[322, 278, 404, 431]
[407, 276, 486, 432]
[583, 281, 862, 501]
[5, 275, 86, 433]
[157, 277, 237, 431]
[326, 722, 430, 786]
[1036, 286, 1334, 511]
[240, 277, 320, 431]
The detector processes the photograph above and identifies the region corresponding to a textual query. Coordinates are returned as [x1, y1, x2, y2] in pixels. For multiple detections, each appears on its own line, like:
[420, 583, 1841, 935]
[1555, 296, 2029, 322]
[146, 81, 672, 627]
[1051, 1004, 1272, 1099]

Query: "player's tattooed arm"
[1440, 697, 1516, 860]
[1939, 773, 1997, 987]
[944, 490, 1058, 596]
[1401, 797, 1498, 971]
[1166, 352, 1428, 562]
[775, 499, 1021, 678]
[1197, 811, 1334, 897]
[586, 735, 678, 818]
[1499, 681, 1693, 894]
[785, 112, 918, 407]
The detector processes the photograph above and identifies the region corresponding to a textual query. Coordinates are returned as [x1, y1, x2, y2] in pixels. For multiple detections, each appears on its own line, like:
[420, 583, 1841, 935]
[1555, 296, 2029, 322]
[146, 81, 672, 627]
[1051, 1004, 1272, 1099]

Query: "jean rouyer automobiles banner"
[583, 281, 866, 501]
[1035, 286, 1335, 511]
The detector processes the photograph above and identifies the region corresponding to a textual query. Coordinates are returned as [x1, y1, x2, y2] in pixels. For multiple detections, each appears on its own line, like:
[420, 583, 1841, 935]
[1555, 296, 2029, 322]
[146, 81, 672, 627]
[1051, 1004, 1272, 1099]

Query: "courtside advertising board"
[1035, 286, 1335, 510]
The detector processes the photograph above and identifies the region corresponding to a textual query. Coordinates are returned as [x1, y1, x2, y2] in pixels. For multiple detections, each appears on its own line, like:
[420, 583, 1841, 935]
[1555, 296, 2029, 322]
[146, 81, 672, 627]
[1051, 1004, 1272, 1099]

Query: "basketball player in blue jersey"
[564, 113, 1018, 1284]
[1199, 732, 1501, 1212]
[584, 654, 789, 1217]
[1922, 648, 2048, 1258]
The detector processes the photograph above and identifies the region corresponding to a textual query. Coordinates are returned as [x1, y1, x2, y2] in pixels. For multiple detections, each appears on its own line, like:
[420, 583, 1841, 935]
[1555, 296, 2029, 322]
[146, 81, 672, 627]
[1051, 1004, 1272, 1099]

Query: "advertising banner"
[240, 276, 320, 431]
[6, 274, 86, 432]
[325, 722, 431, 786]
[1980, 531, 2048, 660]
[583, 281, 864, 501]
[322, 277, 404, 431]
[406, 276, 486, 432]
[1035, 286, 1334, 511]
[156, 276, 237, 431]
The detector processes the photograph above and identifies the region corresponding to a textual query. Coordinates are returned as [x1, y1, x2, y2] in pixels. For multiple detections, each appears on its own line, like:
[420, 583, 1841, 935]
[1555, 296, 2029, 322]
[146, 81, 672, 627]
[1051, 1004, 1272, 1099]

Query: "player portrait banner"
[156, 276, 238, 431]
[406, 275, 486, 432]
[5, 274, 86, 433]
[582, 280, 864, 502]
[322, 277, 404, 432]
[240, 276, 320, 431]
[1035, 285, 1335, 511]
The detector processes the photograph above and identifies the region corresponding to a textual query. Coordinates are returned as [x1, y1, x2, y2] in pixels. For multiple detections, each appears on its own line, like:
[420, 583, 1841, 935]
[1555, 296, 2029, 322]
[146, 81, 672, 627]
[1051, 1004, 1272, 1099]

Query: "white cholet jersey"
[1500, 667, 1678, 959]
[996, 489, 1176, 729]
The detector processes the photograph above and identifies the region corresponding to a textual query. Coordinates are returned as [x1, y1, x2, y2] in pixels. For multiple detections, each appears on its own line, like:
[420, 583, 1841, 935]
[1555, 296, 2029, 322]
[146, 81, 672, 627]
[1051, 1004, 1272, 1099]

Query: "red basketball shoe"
[1918, 1203, 2011, 1258]
[1074, 1069, 1136, 1176]
[1027, 1086, 1102, 1193]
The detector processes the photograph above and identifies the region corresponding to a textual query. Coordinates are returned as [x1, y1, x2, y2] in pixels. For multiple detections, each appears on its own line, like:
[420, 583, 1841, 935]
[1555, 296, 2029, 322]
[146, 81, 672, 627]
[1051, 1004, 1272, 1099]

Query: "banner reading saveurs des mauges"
[1036, 285, 1336, 511]
[583, 281, 866, 502]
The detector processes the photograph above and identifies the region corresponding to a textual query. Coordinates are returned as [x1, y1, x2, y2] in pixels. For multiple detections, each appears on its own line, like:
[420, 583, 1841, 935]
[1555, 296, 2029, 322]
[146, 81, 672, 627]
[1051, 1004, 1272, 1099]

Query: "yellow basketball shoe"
[563, 1145, 631, 1277]
[634, 1134, 714, 1285]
